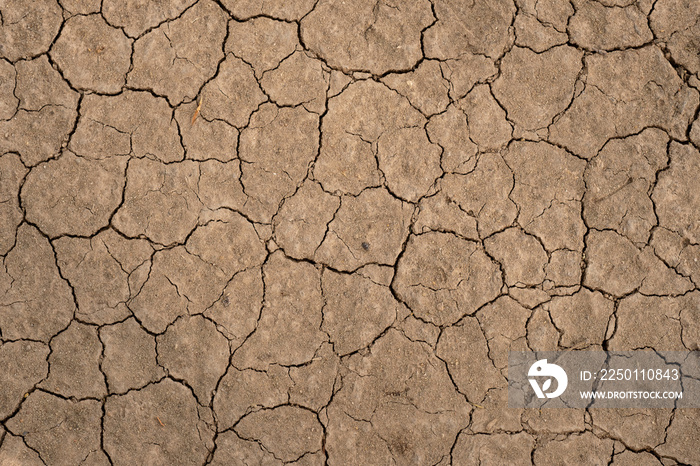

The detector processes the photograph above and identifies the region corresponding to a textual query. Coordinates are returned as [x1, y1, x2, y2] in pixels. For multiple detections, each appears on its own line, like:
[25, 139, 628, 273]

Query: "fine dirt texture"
[1, 0, 700, 464]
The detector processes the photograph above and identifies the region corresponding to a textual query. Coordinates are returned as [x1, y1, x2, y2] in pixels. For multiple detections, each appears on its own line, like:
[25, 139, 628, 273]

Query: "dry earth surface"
[1, 0, 700, 464]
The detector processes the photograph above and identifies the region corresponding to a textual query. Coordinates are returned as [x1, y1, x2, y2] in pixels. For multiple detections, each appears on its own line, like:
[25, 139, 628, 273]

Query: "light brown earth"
[1, 0, 700, 464]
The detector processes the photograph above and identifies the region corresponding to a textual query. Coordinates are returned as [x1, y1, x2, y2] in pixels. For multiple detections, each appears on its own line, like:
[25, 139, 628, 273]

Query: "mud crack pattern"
[1, 0, 700, 464]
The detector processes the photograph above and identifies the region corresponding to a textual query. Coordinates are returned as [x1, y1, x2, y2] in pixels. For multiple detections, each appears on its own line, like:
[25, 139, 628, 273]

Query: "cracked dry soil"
[1, 0, 700, 464]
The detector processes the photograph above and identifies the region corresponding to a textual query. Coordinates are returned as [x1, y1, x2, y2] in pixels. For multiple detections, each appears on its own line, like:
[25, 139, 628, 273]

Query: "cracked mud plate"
[1, 0, 700, 464]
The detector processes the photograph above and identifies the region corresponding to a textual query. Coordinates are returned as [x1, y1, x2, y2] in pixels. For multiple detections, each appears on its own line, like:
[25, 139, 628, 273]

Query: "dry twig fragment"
[191, 96, 202, 125]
